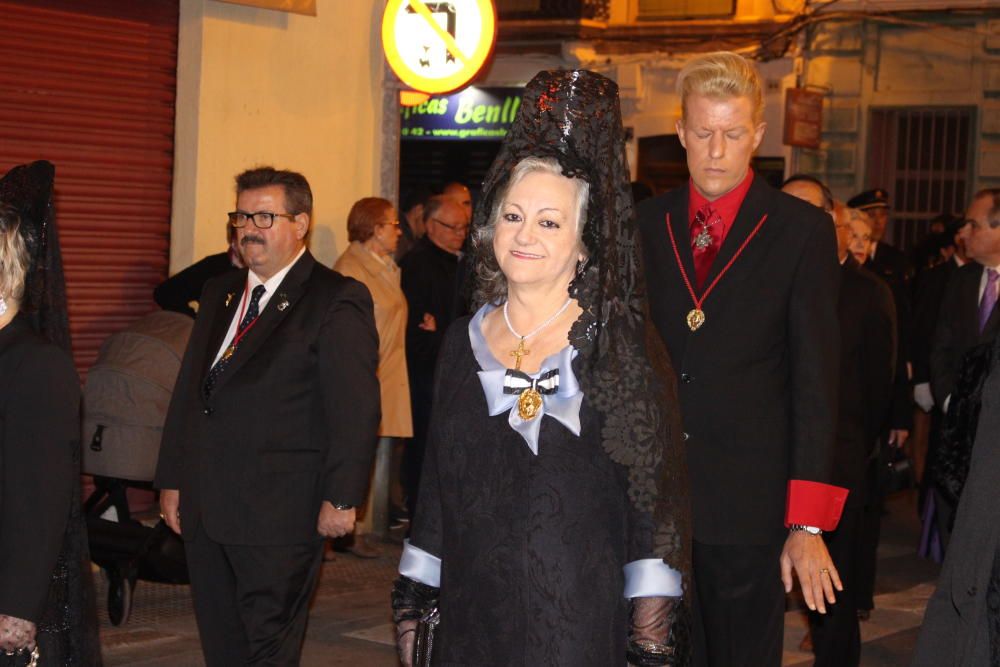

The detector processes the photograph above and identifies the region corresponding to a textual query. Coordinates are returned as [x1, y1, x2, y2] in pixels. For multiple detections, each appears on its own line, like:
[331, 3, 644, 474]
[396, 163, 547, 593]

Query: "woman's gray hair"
[0, 203, 30, 308]
[471, 156, 589, 306]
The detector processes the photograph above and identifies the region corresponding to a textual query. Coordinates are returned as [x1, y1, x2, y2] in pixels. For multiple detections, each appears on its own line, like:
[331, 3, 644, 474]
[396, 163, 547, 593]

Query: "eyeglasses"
[378, 219, 401, 227]
[228, 211, 296, 229]
[430, 217, 469, 234]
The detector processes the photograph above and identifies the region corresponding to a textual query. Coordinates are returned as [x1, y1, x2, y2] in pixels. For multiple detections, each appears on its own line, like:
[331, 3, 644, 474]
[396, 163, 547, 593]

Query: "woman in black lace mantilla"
[391, 70, 692, 666]
[0, 162, 101, 667]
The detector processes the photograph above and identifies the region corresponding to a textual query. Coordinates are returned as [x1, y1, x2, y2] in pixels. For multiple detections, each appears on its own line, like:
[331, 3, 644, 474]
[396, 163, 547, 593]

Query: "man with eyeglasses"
[399, 195, 469, 518]
[154, 166, 381, 665]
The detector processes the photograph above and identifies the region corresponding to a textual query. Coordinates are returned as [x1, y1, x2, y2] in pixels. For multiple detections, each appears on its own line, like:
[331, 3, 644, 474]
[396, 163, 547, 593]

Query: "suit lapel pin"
[277, 294, 290, 311]
[225, 292, 235, 307]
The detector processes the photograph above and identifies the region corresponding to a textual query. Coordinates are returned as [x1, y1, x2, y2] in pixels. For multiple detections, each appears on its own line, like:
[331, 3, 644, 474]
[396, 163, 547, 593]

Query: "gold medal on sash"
[686, 309, 706, 331]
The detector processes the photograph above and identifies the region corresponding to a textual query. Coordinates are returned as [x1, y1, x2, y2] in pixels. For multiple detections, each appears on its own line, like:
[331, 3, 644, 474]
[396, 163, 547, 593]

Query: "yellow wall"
[170, 0, 386, 273]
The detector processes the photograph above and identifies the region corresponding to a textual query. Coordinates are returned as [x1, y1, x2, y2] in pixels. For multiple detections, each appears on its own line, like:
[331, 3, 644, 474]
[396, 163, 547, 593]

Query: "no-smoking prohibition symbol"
[382, 0, 497, 95]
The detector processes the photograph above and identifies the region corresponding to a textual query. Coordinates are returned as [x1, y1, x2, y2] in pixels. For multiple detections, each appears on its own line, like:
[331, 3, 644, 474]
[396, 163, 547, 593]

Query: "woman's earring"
[0, 295, 7, 317]
[576, 257, 589, 276]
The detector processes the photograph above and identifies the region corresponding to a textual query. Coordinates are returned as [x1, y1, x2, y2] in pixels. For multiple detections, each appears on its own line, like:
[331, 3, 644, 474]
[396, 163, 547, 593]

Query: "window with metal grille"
[637, 0, 735, 20]
[866, 108, 975, 251]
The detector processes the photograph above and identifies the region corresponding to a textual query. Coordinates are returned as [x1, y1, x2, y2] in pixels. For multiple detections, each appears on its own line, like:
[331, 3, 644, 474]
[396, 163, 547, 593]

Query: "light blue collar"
[469, 303, 583, 455]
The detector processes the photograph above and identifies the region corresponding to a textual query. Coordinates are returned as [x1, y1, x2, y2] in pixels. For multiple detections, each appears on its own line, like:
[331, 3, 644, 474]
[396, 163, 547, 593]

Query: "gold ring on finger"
[820, 568, 830, 575]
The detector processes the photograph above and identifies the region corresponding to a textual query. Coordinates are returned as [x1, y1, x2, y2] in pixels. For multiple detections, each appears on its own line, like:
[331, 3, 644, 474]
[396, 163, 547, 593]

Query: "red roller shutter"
[0, 0, 178, 374]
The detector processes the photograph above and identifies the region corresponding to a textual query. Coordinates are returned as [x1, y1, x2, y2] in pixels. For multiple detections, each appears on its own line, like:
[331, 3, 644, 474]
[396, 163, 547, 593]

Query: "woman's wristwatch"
[332, 502, 355, 511]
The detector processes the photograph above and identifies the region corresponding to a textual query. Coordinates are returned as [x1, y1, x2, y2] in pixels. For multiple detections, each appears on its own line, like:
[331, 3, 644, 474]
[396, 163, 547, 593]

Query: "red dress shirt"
[688, 169, 755, 288]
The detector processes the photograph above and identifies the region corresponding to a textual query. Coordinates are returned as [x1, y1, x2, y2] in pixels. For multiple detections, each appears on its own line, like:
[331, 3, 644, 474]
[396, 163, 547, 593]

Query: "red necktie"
[690, 204, 722, 288]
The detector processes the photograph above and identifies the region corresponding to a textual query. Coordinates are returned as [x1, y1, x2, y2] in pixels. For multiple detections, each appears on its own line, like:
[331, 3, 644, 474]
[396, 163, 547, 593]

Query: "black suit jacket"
[835, 258, 897, 508]
[914, 336, 1000, 665]
[864, 243, 914, 431]
[153, 251, 237, 318]
[866, 241, 914, 287]
[912, 258, 959, 385]
[930, 262, 1000, 405]
[154, 250, 381, 545]
[0, 316, 79, 621]
[637, 178, 841, 544]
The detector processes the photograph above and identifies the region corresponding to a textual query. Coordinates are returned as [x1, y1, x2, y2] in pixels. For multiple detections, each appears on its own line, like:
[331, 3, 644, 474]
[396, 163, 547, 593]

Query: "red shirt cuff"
[784, 480, 849, 531]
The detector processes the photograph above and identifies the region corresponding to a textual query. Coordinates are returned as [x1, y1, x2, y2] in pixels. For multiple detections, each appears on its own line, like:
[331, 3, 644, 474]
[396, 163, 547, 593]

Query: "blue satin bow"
[469, 304, 584, 455]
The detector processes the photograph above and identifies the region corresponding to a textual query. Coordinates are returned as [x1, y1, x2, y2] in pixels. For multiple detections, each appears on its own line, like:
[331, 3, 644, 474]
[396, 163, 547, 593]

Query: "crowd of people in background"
[2, 50, 1000, 667]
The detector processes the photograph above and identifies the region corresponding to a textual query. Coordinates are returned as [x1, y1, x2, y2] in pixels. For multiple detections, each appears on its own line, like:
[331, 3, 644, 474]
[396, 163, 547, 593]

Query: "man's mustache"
[241, 235, 266, 246]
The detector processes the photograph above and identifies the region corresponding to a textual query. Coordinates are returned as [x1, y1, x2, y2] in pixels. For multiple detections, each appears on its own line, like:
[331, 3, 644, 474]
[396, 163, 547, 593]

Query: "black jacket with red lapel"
[154, 250, 381, 545]
[636, 177, 841, 544]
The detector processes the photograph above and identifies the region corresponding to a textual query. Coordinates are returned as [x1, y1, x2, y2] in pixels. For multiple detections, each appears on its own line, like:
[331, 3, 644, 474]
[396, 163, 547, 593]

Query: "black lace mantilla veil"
[0, 161, 102, 666]
[468, 70, 693, 596]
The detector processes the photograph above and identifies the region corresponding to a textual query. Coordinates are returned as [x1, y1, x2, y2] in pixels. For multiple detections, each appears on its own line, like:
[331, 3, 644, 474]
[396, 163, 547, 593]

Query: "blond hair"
[677, 51, 764, 124]
[0, 203, 30, 308]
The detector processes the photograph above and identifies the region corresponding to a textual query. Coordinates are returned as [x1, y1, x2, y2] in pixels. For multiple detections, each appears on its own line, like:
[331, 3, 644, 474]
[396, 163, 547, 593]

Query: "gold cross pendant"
[510, 338, 530, 371]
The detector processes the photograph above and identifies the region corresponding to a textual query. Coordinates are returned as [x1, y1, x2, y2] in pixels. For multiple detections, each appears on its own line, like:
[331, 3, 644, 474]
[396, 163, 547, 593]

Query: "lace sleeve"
[391, 576, 439, 667]
[627, 596, 691, 666]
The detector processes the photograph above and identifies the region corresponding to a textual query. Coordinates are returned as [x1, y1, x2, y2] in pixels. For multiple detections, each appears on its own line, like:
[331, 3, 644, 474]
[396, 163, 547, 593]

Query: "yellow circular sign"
[382, 0, 497, 95]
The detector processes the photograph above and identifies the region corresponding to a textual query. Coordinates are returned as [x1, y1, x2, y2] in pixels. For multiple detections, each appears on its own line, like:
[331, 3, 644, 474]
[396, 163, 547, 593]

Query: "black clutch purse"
[412, 606, 440, 667]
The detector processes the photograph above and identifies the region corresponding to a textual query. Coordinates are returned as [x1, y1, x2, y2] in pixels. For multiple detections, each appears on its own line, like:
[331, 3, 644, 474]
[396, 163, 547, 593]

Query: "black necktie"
[203, 284, 266, 397]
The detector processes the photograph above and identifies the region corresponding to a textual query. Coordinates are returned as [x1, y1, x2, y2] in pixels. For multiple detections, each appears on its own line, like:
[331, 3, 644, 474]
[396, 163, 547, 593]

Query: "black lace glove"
[626, 596, 690, 666]
[391, 576, 439, 667]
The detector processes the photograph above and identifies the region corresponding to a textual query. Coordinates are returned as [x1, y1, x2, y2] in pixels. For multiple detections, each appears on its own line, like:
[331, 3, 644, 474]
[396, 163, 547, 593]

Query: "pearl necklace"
[503, 297, 573, 371]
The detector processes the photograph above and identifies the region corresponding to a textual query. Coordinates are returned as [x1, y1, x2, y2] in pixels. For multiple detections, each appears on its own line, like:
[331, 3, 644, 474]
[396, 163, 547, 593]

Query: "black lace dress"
[407, 312, 672, 666]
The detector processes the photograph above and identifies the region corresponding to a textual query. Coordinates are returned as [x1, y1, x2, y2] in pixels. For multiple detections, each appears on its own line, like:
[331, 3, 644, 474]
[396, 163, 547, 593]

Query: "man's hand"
[0, 614, 36, 652]
[317, 501, 356, 538]
[780, 531, 842, 614]
[888, 429, 909, 448]
[160, 489, 182, 535]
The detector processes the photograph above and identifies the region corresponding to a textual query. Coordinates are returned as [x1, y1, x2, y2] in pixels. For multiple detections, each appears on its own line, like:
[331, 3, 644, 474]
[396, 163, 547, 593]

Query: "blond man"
[637, 52, 846, 666]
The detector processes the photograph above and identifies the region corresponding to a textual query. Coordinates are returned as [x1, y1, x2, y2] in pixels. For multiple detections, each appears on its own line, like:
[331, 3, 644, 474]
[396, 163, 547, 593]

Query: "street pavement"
[98, 491, 937, 666]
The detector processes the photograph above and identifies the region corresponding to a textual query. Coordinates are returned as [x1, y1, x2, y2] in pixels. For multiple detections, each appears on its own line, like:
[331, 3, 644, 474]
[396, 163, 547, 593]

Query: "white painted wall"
[170, 0, 385, 273]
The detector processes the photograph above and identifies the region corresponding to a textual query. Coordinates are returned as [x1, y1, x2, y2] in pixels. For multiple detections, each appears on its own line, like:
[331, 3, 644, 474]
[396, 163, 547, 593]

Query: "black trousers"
[184, 523, 324, 666]
[857, 449, 887, 611]
[403, 379, 433, 517]
[809, 505, 863, 667]
[691, 539, 786, 667]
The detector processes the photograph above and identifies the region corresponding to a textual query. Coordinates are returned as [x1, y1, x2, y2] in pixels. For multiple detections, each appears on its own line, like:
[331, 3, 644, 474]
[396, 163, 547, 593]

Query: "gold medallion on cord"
[686, 308, 706, 331]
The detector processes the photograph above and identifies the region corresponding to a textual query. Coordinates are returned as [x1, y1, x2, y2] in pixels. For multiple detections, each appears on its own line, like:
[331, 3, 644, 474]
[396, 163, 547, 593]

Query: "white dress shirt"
[211, 245, 307, 366]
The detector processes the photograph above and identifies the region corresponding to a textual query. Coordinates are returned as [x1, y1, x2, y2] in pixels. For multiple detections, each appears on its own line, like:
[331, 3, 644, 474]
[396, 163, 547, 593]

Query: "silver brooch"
[277, 294, 290, 311]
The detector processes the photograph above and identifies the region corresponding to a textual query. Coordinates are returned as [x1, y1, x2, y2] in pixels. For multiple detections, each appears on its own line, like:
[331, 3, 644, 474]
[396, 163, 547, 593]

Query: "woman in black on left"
[0, 201, 82, 666]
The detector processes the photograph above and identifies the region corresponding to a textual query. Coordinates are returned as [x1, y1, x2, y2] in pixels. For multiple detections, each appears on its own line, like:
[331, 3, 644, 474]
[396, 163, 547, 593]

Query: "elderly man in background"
[155, 167, 381, 665]
[399, 195, 469, 520]
[783, 175, 897, 667]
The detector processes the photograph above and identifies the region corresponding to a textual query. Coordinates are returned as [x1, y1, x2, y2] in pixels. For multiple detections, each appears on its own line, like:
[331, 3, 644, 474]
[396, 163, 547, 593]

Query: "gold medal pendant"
[686, 308, 706, 331]
[517, 388, 543, 420]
